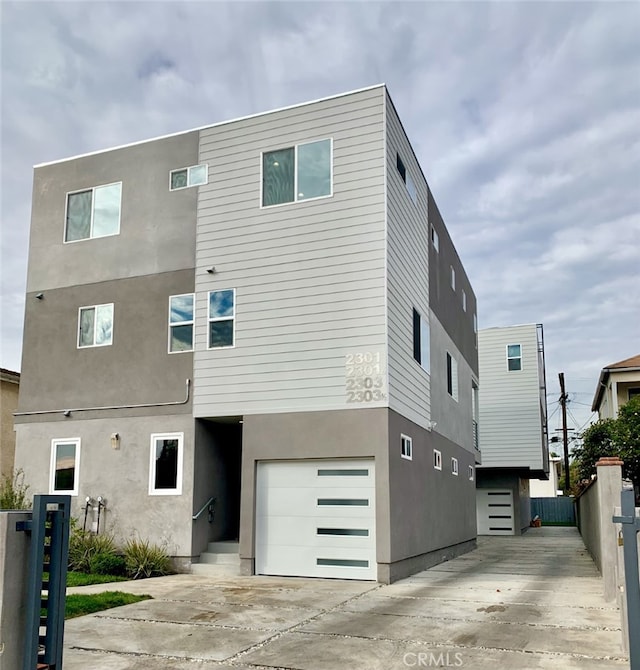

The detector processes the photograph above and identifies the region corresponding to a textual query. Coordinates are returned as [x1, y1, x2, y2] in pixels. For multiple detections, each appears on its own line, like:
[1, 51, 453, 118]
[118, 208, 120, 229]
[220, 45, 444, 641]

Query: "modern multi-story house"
[591, 354, 640, 419]
[14, 85, 479, 583]
[1, 368, 20, 479]
[476, 324, 549, 535]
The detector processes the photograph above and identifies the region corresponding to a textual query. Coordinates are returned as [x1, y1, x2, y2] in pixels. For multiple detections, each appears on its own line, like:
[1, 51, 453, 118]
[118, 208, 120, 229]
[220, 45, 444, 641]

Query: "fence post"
[612, 487, 640, 669]
[596, 457, 624, 601]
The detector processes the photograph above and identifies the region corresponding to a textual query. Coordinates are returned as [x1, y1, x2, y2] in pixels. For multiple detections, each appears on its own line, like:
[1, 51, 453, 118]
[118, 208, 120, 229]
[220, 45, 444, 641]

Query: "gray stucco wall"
[14, 414, 195, 558]
[27, 131, 199, 293]
[387, 409, 477, 563]
[17, 270, 194, 415]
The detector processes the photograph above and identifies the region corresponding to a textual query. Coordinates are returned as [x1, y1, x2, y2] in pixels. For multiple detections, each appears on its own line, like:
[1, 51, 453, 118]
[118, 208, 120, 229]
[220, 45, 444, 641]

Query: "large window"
[208, 289, 235, 348]
[65, 183, 121, 242]
[412, 308, 430, 373]
[262, 139, 332, 206]
[78, 304, 113, 348]
[50, 439, 80, 495]
[447, 352, 459, 401]
[170, 164, 208, 190]
[149, 433, 183, 495]
[169, 294, 194, 353]
[507, 344, 522, 371]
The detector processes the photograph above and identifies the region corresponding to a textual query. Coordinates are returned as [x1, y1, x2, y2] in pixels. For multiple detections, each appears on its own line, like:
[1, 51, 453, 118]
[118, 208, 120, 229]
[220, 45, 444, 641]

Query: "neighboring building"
[476, 324, 549, 535]
[14, 85, 479, 583]
[529, 456, 562, 498]
[0, 368, 20, 479]
[591, 354, 640, 419]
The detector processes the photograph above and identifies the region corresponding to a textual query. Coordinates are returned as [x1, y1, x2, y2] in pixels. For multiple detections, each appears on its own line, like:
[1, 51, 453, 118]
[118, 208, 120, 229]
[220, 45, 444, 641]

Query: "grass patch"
[64, 592, 151, 619]
[67, 572, 129, 587]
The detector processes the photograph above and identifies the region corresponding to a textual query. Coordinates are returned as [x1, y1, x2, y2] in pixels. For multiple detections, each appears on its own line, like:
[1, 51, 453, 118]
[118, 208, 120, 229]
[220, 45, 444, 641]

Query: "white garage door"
[477, 489, 514, 535]
[256, 459, 376, 580]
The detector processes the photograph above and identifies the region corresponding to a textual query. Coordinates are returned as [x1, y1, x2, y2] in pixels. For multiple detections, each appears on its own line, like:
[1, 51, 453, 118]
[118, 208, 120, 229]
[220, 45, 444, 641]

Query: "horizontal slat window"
[317, 469, 369, 477]
[317, 498, 369, 506]
[317, 528, 369, 536]
[317, 558, 369, 568]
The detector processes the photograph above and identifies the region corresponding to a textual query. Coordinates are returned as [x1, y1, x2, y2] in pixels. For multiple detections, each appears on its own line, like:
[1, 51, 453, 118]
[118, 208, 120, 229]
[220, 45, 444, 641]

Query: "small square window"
[170, 164, 208, 190]
[169, 294, 194, 353]
[396, 153, 417, 205]
[149, 433, 183, 495]
[434, 449, 442, 471]
[401, 434, 412, 460]
[468, 465, 474, 481]
[507, 344, 522, 371]
[78, 303, 113, 348]
[50, 439, 80, 495]
[208, 289, 235, 348]
[451, 457, 459, 476]
[462, 290, 467, 312]
[450, 266, 456, 291]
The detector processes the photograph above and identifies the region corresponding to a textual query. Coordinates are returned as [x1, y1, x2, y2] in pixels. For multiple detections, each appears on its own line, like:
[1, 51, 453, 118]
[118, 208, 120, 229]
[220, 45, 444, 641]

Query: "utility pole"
[559, 372, 570, 493]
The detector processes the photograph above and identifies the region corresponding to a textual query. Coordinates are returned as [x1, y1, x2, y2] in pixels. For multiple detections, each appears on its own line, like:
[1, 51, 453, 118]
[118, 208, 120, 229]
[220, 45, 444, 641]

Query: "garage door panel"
[477, 489, 514, 535]
[256, 459, 376, 580]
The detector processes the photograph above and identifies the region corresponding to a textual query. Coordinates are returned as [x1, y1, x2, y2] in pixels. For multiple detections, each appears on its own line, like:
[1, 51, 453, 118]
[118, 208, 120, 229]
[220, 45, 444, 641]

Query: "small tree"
[0, 469, 32, 510]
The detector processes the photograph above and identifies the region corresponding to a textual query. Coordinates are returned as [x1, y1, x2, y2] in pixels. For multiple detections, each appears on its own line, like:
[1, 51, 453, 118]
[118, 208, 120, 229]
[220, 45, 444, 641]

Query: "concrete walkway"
[63, 527, 628, 669]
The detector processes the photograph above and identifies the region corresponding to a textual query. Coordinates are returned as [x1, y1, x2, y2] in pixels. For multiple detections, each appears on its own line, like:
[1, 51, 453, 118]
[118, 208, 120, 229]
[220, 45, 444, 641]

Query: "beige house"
[1, 368, 20, 479]
[591, 354, 640, 419]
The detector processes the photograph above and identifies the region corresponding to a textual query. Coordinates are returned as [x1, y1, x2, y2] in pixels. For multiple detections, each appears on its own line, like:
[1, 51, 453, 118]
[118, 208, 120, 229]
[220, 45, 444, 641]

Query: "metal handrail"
[192, 496, 216, 521]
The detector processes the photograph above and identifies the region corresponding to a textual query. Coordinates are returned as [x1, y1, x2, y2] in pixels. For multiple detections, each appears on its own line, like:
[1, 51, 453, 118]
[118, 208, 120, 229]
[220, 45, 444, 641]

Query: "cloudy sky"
[1, 1, 639, 432]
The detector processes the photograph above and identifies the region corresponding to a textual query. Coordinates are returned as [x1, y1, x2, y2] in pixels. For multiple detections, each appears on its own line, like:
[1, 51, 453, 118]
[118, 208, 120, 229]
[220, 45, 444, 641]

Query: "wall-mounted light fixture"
[110, 432, 120, 450]
[206, 267, 216, 274]
[36, 293, 44, 300]
[63, 410, 71, 417]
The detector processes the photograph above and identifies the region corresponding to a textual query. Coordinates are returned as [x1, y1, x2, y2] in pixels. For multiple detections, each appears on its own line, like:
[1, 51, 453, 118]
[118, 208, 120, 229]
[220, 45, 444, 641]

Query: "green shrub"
[68, 520, 118, 573]
[123, 538, 172, 579]
[89, 551, 126, 576]
[0, 469, 31, 510]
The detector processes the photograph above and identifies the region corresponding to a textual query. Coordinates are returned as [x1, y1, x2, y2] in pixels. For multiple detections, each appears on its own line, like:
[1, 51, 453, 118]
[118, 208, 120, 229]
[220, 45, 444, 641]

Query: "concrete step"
[207, 541, 239, 553]
[199, 551, 240, 565]
[190, 562, 240, 577]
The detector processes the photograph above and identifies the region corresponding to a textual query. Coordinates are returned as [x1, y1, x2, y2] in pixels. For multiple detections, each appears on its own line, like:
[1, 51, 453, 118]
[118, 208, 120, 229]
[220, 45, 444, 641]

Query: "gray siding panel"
[478, 325, 546, 469]
[194, 87, 388, 417]
[385, 94, 431, 429]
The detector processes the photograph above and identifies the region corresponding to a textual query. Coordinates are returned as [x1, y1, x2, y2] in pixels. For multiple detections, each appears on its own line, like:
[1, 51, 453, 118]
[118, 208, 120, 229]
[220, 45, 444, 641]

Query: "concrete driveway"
[63, 527, 628, 669]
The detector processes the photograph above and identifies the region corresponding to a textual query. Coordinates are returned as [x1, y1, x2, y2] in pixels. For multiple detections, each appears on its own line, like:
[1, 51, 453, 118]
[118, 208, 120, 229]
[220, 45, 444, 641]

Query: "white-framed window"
[396, 153, 418, 205]
[412, 308, 430, 373]
[450, 266, 456, 291]
[446, 352, 459, 401]
[208, 289, 235, 348]
[262, 138, 332, 206]
[468, 465, 474, 481]
[401, 434, 413, 460]
[168, 294, 194, 353]
[149, 432, 184, 495]
[431, 226, 439, 252]
[170, 164, 208, 190]
[507, 344, 522, 371]
[473, 313, 477, 333]
[433, 449, 442, 471]
[50, 438, 80, 495]
[78, 303, 113, 348]
[462, 290, 467, 312]
[451, 457, 459, 476]
[65, 182, 122, 242]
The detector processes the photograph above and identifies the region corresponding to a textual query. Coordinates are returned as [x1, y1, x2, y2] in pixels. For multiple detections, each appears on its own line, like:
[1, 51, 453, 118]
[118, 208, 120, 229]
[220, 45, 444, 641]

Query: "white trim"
[431, 226, 439, 252]
[207, 288, 236, 349]
[148, 432, 184, 496]
[401, 434, 413, 461]
[63, 181, 122, 244]
[50, 438, 81, 496]
[35, 84, 385, 168]
[433, 449, 442, 471]
[450, 265, 456, 291]
[462, 290, 467, 312]
[168, 293, 195, 354]
[451, 457, 459, 476]
[468, 465, 474, 481]
[260, 137, 333, 209]
[77, 303, 114, 348]
[169, 164, 208, 191]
